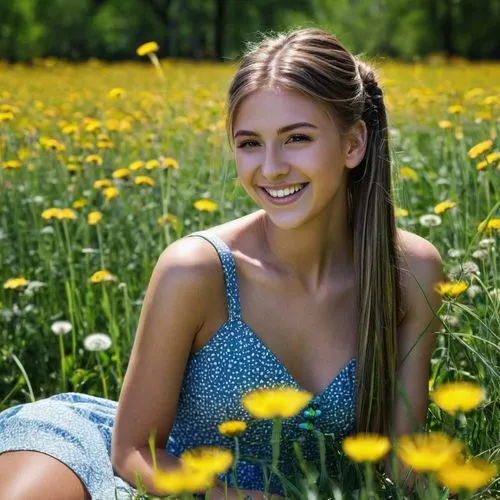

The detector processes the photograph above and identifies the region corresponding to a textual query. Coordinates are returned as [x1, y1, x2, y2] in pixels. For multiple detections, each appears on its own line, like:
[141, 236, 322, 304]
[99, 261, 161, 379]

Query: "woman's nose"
[261, 147, 290, 179]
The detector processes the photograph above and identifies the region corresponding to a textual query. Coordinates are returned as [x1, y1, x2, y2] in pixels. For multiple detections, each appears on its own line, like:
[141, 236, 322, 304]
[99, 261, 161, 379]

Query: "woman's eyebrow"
[233, 122, 318, 139]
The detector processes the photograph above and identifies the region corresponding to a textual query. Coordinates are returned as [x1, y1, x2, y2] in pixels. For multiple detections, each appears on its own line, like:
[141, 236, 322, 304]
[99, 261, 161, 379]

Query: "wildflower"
[434, 200, 456, 214]
[158, 213, 178, 226]
[399, 167, 418, 182]
[2, 160, 22, 170]
[180, 447, 233, 475]
[153, 467, 213, 495]
[467, 139, 493, 159]
[112, 168, 130, 179]
[83, 333, 112, 352]
[84, 120, 101, 133]
[448, 105, 464, 114]
[162, 157, 179, 169]
[342, 434, 391, 463]
[466, 285, 482, 299]
[218, 420, 247, 438]
[437, 457, 496, 492]
[461, 261, 480, 277]
[41, 208, 62, 220]
[59, 209, 77, 220]
[145, 159, 160, 170]
[51, 320, 72, 335]
[431, 382, 484, 416]
[107, 88, 126, 99]
[397, 432, 463, 472]
[441, 314, 460, 327]
[483, 95, 499, 106]
[476, 160, 488, 171]
[434, 281, 468, 298]
[447, 248, 465, 259]
[134, 175, 156, 186]
[241, 386, 312, 419]
[194, 199, 218, 213]
[478, 218, 500, 232]
[62, 124, 78, 136]
[94, 179, 112, 189]
[72, 198, 87, 209]
[90, 270, 117, 284]
[136, 41, 160, 57]
[88, 211, 103, 225]
[129, 160, 144, 171]
[85, 154, 103, 166]
[3, 277, 29, 290]
[486, 151, 500, 164]
[0, 111, 14, 122]
[438, 120, 452, 129]
[478, 238, 495, 248]
[394, 207, 409, 217]
[464, 88, 484, 100]
[419, 214, 442, 227]
[103, 186, 119, 200]
[472, 249, 489, 260]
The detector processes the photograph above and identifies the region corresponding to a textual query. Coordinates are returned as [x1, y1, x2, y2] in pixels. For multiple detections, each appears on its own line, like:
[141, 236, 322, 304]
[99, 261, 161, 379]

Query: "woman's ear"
[344, 120, 368, 169]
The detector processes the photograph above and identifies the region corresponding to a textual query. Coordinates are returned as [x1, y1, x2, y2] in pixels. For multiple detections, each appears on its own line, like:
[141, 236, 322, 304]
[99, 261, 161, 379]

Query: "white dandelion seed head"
[419, 214, 442, 227]
[478, 238, 496, 249]
[81, 247, 99, 254]
[51, 320, 72, 335]
[472, 249, 489, 260]
[466, 285, 482, 299]
[83, 333, 112, 352]
[448, 248, 465, 259]
[40, 226, 55, 235]
[462, 260, 481, 276]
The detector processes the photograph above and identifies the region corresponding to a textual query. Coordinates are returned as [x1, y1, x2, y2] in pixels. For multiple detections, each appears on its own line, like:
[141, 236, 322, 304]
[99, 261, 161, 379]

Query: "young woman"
[0, 28, 443, 499]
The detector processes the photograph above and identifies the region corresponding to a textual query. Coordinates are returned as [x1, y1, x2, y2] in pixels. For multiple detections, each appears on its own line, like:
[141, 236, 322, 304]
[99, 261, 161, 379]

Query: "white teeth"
[265, 184, 305, 198]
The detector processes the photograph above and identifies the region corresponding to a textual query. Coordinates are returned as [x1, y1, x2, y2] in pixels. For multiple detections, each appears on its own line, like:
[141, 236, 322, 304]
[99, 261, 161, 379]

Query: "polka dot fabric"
[0, 232, 357, 498]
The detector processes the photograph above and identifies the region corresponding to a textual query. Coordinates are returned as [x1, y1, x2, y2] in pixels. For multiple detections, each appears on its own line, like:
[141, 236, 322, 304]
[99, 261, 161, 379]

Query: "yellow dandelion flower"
[437, 457, 497, 492]
[84, 120, 101, 133]
[97, 140, 113, 149]
[431, 381, 485, 416]
[464, 88, 484, 100]
[88, 211, 103, 225]
[434, 281, 468, 298]
[134, 175, 156, 186]
[467, 139, 493, 159]
[107, 88, 126, 99]
[112, 168, 131, 179]
[194, 199, 218, 213]
[157, 213, 178, 226]
[448, 104, 464, 114]
[180, 447, 233, 475]
[129, 160, 145, 171]
[59, 209, 77, 220]
[399, 167, 418, 182]
[397, 432, 463, 472]
[2, 160, 22, 170]
[0, 111, 15, 122]
[90, 270, 117, 284]
[342, 434, 391, 463]
[41, 208, 62, 220]
[486, 151, 500, 164]
[434, 200, 456, 214]
[136, 41, 160, 57]
[3, 277, 29, 289]
[85, 154, 103, 166]
[241, 386, 312, 419]
[478, 218, 500, 232]
[162, 157, 179, 169]
[94, 179, 112, 189]
[438, 120, 453, 129]
[476, 160, 489, 171]
[72, 198, 87, 209]
[43, 139, 66, 152]
[67, 164, 82, 173]
[145, 159, 160, 170]
[218, 420, 247, 438]
[483, 95, 499, 106]
[153, 467, 213, 495]
[103, 186, 119, 200]
[394, 207, 409, 217]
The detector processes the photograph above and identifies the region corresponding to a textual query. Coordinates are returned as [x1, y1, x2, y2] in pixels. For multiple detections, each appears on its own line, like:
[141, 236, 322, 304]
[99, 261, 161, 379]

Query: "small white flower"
[81, 247, 99, 254]
[490, 289, 500, 302]
[83, 333, 112, 352]
[419, 214, 442, 227]
[51, 320, 72, 335]
[40, 226, 55, 235]
[462, 260, 481, 277]
[478, 238, 496, 249]
[472, 249, 489, 260]
[466, 285, 482, 299]
[447, 248, 465, 259]
[441, 314, 460, 327]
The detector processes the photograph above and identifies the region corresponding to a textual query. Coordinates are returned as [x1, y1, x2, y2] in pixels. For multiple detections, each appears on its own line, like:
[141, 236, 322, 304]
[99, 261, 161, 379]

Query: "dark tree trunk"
[214, 0, 226, 60]
[441, 0, 455, 57]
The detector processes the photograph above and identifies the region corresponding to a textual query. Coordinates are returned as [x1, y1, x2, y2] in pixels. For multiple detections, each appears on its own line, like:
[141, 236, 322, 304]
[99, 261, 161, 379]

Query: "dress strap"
[187, 231, 242, 321]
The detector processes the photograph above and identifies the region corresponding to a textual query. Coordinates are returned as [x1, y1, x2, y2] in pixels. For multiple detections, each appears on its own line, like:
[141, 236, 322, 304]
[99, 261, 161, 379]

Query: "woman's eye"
[286, 134, 311, 144]
[236, 140, 259, 148]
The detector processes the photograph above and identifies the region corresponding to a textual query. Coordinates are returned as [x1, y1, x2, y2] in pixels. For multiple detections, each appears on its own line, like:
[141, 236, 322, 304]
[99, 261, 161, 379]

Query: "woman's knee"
[0, 451, 91, 500]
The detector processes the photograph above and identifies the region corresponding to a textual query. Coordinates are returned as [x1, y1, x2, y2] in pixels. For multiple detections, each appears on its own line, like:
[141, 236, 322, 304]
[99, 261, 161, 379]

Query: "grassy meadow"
[0, 51, 499, 499]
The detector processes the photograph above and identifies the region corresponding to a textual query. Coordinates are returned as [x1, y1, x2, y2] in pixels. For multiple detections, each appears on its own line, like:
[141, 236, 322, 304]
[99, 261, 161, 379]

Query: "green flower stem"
[101, 286, 123, 383]
[58, 333, 67, 392]
[232, 436, 242, 498]
[364, 461, 375, 500]
[271, 417, 282, 469]
[96, 223, 105, 269]
[95, 353, 108, 399]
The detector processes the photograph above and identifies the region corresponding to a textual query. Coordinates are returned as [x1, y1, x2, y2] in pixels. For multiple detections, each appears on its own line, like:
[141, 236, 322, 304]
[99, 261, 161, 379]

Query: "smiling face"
[232, 87, 367, 230]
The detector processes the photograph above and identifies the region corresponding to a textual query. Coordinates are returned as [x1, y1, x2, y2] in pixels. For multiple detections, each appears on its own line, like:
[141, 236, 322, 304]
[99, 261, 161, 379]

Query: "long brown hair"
[226, 28, 403, 434]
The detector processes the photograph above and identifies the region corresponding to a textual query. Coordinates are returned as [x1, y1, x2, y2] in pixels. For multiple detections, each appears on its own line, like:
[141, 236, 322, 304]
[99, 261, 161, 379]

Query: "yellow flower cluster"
[41, 208, 77, 220]
[434, 281, 468, 298]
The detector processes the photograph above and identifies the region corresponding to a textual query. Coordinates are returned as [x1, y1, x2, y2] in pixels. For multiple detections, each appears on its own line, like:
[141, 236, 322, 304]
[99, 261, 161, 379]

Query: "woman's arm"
[111, 236, 224, 496]
[390, 233, 445, 485]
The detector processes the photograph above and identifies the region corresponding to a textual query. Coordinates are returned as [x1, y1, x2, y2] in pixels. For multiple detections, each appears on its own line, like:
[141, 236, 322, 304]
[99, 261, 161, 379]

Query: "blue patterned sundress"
[0, 231, 357, 499]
